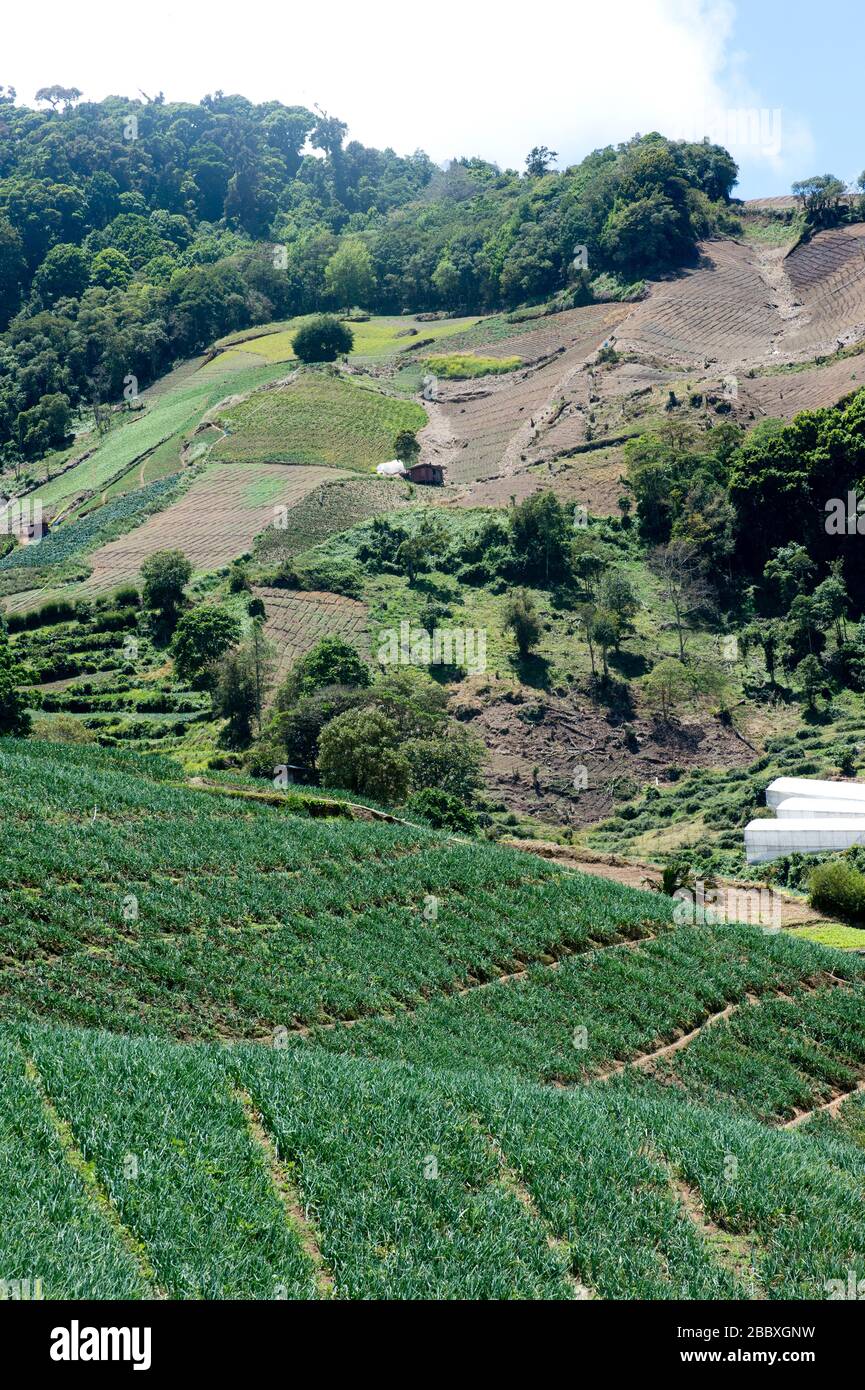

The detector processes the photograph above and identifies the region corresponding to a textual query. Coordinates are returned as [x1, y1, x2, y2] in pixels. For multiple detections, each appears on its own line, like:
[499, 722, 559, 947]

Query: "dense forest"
[0, 86, 740, 464]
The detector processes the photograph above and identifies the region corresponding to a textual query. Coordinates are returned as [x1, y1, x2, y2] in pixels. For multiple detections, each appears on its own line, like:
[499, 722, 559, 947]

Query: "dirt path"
[781, 1077, 865, 1130]
[503, 839, 836, 929]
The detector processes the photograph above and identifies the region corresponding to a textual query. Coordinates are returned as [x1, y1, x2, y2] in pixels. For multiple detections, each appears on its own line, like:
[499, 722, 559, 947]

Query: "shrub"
[406, 788, 478, 834]
[171, 606, 241, 685]
[292, 315, 354, 363]
[809, 859, 865, 922]
[317, 707, 410, 804]
[278, 637, 372, 707]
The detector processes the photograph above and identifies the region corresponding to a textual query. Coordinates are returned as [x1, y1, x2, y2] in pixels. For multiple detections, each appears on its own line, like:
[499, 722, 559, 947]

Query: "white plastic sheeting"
[745, 816, 865, 863]
[765, 776, 865, 809]
[745, 777, 865, 863]
[375, 460, 406, 476]
[775, 796, 865, 818]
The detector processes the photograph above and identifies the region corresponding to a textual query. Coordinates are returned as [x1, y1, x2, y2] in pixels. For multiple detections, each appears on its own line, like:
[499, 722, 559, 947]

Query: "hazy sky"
[2, 0, 858, 198]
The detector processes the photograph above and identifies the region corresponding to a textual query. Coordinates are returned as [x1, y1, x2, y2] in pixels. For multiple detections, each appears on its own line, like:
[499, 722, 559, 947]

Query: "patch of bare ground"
[502, 839, 843, 930]
[234, 1086, 335, 1298]
[614, 240, 787, 371]
[450, 678, 754, 826]
[479, 1125, 595, 1299]
[420, 306, 627, 493]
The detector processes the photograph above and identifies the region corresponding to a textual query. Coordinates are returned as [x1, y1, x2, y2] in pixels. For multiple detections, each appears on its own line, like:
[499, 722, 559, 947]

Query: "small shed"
[406, 462, 445, 486]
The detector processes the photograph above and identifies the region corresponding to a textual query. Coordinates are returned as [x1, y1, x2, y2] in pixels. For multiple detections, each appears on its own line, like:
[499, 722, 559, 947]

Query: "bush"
[292, 315, 354, 363]
[406, 789, 478, 834]
[317, 707, 410, 804]
[809, 859, 865, 922]
[278, 637, 371, 707]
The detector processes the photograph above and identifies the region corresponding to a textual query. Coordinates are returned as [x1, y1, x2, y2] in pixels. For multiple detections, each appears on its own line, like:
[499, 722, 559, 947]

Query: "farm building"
[374, 460, 446, 485]
[405, 462, 445, 485]
[745, 777, 865, 862]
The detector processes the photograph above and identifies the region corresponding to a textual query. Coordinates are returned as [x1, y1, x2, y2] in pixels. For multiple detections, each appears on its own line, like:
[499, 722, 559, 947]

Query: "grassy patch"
[213, 371, 426, 472]
[425, 353, 521, 379]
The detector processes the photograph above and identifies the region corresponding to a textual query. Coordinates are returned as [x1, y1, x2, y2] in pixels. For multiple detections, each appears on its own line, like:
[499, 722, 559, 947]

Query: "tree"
[278, 635, 371, 706]
[504, 589, 542, 657]
[171, 606, 241, 685]
[34, 85, 82, 112]
[246, 619, 275, 734]
[213, 644, 257, 747]
[403, 727, 484, 802]
[32, 244, 90, 305]
[141, 549, 192, 623]
[16, 393, 72, 459]
[324, 239, 375, 311]
[591, 609, 618, 677]
[291, 314, 353, 363]
[796, 653, 826, 711]
[317, 706, 410, 803]
[525, 146, 558, 176]
[0, 623, 30, 736]
[650, 540, 712, 661]
[642, 657, 694, 723]
[393, 430, 420, 466]
[0, 216, 25, 325]
[90, 247, 133, 291]
[763, 543, 815, 608]
[598, 570, 638, 637]
[792, 174, 846, 223]
[509, 491, 572, 585]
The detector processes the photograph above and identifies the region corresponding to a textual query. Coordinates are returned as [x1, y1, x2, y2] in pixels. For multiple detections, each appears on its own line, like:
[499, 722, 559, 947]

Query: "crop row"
[0, 738, 670, 1038]
[4, 1023, 864, 1300]
[652, 984, 865, 1122]
[312, 924, 865, 1083]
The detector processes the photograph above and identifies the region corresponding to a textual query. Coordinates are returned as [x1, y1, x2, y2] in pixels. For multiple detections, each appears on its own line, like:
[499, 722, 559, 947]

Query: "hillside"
[2, 737, 865, 1300]
[4, 82, 865, 1316]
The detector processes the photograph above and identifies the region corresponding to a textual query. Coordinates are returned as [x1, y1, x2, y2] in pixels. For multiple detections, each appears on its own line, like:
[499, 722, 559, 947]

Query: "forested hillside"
[0, 86, 740, 466]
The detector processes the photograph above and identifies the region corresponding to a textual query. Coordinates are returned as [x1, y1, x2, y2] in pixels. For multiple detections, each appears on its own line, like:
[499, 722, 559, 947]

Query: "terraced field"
[782, 224, 865, 356]
[253, 475, 420, 564]
[212, 372, 427, 471]
[423, 304, 628, 491]
[742, 352, 865, 419]
[614, 240, 784, 370]
[74, 465, 340, 596]
[2, 737, 865, 1299]
[212, 313, 482, 368]
[255, 587, 370, 686]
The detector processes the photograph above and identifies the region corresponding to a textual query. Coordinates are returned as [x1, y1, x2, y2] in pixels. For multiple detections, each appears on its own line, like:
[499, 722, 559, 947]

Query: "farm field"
[211, 371, 427, 471]
[31, 360, 286, 513]
[255, 587, 370, 686]
[611, 228, 865, 372]
[53, 464, 339, 599]
[2, 738, 865, 1300]
[253, 474, 421, 563]
[213, 313, 484, 367]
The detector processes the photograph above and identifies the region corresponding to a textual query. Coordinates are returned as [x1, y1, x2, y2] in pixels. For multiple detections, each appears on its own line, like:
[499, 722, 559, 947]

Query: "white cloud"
[3, 0, 812, 191]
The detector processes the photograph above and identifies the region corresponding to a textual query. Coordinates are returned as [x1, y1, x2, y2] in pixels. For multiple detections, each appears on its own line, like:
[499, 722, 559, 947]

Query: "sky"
[1, 0, 860, 198]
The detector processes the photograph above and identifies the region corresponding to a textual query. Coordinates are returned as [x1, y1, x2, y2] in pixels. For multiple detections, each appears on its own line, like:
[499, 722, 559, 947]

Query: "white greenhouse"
[745, 777, 865, 863]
